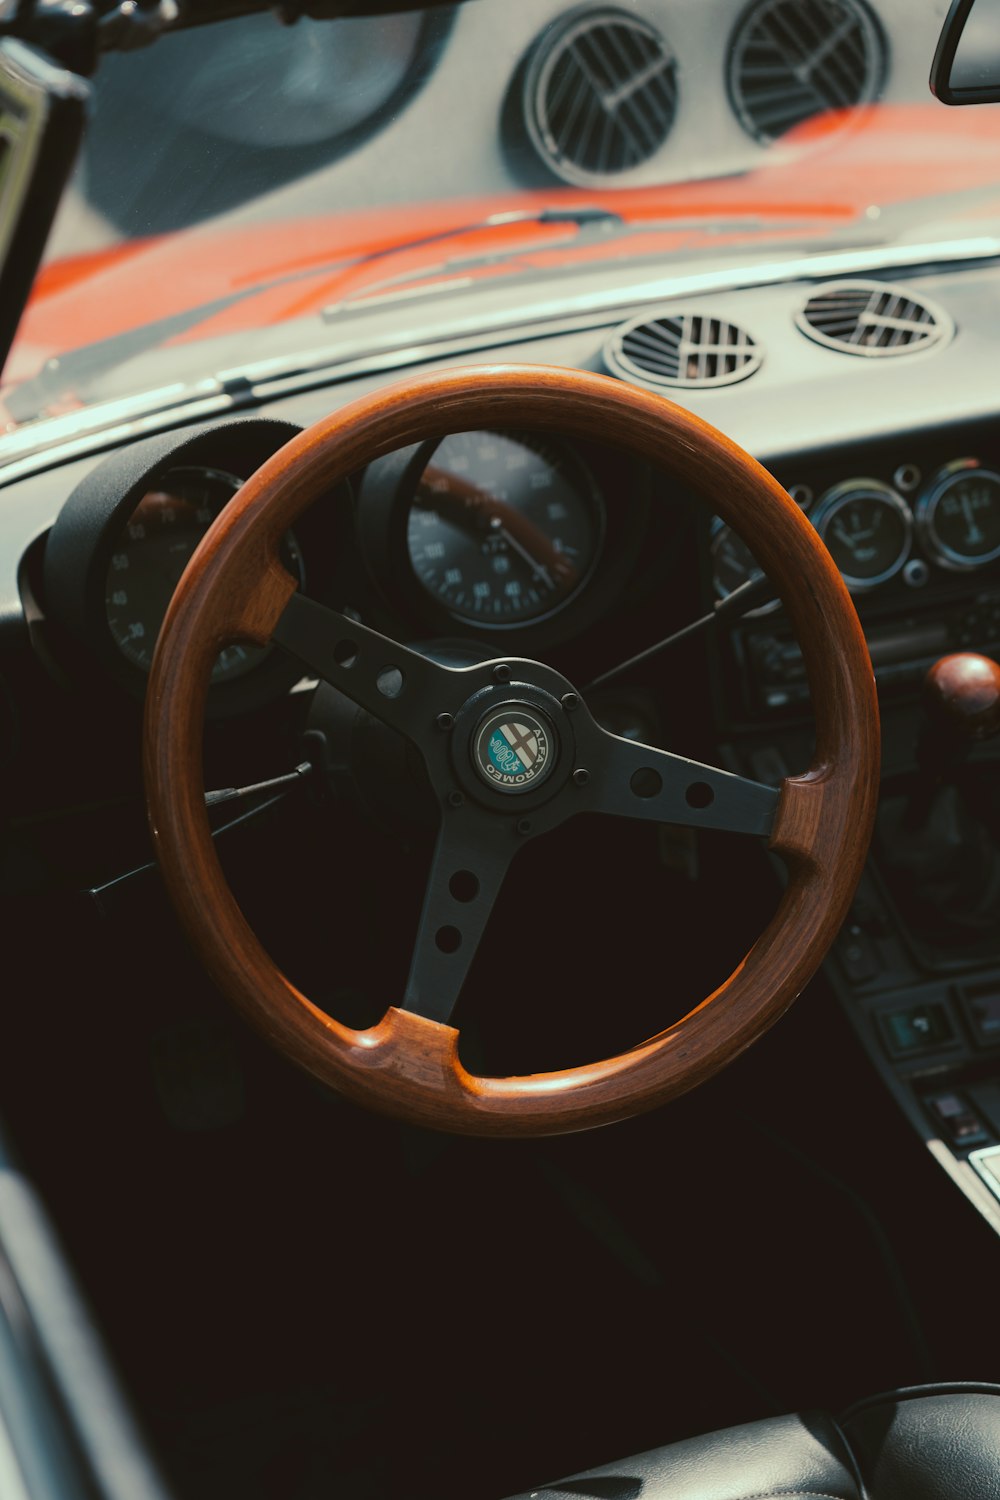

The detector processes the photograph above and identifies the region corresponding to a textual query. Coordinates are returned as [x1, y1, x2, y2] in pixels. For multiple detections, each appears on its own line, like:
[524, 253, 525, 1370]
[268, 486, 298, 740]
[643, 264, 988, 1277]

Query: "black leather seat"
[505, 1383, 1000, 1499]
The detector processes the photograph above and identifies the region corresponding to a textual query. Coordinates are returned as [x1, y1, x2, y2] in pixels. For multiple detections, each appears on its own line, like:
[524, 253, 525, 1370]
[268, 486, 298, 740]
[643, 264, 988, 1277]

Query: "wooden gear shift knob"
[923, 653, 1000, 742]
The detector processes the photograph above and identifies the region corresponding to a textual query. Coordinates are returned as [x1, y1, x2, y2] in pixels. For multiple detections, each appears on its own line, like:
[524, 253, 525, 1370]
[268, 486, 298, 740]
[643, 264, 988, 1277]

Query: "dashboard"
[3, 250, 1000, 762]
[23, 387, 1000, 747]
[0, 248, 995, 768]
[6, 236, 1000, 1233]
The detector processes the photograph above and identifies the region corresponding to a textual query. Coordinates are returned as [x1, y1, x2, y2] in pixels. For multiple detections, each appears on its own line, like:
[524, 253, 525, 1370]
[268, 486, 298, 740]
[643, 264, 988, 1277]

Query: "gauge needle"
[833, 519, 874, 550]
[418, 465, 579, 586]
[493, 518, 555, 588]
[962, 492, 984, 544]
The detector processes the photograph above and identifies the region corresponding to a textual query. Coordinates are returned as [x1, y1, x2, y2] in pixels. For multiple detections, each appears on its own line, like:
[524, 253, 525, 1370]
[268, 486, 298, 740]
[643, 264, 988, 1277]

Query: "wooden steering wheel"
[144, 364, 880, 1137]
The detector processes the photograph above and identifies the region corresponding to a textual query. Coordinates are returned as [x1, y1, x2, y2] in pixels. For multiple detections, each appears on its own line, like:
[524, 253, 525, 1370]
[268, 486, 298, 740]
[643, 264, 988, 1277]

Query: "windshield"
[5, 0, 1000, 429]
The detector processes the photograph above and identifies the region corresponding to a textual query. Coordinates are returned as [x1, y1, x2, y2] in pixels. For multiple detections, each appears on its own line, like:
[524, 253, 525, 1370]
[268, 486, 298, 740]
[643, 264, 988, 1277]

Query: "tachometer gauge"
[916, 461, 1000, 571]
[104, 466, 304, 682]
[405, 432, 604, 627]
[812, 480, 912, 590]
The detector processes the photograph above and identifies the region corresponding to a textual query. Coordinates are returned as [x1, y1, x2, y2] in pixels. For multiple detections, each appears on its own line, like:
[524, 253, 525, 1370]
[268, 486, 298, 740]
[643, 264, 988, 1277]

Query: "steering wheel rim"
[144, 364, 879, 1137]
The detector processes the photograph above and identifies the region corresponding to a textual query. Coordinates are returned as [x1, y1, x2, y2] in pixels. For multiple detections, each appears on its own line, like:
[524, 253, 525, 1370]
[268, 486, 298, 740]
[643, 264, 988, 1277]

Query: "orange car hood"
[8, 103, 1000, 399]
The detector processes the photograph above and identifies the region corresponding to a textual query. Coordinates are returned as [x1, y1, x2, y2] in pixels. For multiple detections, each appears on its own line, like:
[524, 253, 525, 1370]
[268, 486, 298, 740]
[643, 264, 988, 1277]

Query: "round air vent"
[727, 0, 886, 145]
[796, 281, 953, 357]
[604, 311, 762, 390]
[523, 7, 678, 186]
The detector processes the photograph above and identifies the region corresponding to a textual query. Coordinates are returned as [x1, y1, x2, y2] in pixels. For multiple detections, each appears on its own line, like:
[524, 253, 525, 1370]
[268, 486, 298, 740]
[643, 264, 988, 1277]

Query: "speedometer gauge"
[406, 432, 604, 627]
[916, 461, 1000, 571]
[812, 480, 912, 590]
[105, 466, 304, 683]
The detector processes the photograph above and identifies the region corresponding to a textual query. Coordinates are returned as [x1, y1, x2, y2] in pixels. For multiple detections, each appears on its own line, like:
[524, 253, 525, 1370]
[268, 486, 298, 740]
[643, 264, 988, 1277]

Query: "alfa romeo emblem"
[473, 706, 555, 794]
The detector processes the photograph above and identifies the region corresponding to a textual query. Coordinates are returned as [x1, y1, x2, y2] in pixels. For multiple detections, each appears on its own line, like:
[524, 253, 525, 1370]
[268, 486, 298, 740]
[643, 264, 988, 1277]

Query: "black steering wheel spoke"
[401, 804, 515, 1026]
[272, 593, 470, 749]
[580, 725, 780, 838]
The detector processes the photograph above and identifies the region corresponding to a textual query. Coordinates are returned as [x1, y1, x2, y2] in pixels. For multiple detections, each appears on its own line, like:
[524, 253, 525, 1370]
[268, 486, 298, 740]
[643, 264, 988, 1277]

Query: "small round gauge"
[104, 466, 304, 682]
[709, 523, 779, 614]
[812, 480, 912, 590]
[405, 431, 604, 627]
[916, 461, 1000, 571]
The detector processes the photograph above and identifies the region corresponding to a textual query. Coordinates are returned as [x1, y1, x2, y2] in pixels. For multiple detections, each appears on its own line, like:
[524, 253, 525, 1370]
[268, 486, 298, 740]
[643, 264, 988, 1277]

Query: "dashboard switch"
[924, 1091, 990, 1148]
[959, 982, 1000, 1048]
[878, 1001, 956, 1058]
[836, 923, 879, 985]
[966, 1082, 1000, 1139]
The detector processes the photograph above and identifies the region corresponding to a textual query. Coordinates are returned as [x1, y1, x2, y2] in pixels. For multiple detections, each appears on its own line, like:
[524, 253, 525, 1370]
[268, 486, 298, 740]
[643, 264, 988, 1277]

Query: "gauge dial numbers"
[405, 431, 605, 627]
[917, 462, 1000, 571]
[812, 480, 912, 591]
[104, 466, 304, 683]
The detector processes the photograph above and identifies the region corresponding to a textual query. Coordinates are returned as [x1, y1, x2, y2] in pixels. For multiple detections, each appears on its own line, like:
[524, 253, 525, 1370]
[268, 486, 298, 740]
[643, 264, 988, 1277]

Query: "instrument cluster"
[40, 408, 1000, 724]
[103, 464, 307, 685]
[41, 418, 342, 717]
[711, 456, 1000, 605]
[37, 419, 652, 714]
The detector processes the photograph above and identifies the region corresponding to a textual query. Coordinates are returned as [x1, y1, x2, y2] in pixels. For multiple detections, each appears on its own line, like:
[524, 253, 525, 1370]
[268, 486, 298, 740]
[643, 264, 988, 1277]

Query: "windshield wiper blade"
[322, 217, 886, 317]
[5, 205, 624, 423]
[321, 211, 880, 314]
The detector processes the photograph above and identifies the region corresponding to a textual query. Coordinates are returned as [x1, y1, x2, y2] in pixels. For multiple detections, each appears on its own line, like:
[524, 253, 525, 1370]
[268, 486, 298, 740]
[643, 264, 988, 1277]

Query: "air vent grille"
[523, 7, 678, 186]
[796, 281, 953, 357]
[605, 312, 762, 390]
[728, 0, 885, 145]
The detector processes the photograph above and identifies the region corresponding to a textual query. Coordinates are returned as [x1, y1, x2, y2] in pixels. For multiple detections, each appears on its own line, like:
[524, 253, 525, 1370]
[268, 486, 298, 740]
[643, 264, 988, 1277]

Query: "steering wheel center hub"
[472, 703, 556, 794]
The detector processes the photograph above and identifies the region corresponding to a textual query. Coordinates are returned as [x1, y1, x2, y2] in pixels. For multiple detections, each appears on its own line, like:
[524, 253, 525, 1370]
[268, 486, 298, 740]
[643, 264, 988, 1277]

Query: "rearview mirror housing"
[932, 0, 1000, 104]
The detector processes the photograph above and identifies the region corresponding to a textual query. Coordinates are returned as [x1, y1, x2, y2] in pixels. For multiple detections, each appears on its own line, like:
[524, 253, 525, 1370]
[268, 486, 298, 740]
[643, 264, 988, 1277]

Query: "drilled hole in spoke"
[630, 767, 662, 799]
[686, 781, 715, 808]
[376, 666, 404, 698]
[435, 926, 462, 953]
[334, 640, 359, 668]
[449, 871, 479, 903]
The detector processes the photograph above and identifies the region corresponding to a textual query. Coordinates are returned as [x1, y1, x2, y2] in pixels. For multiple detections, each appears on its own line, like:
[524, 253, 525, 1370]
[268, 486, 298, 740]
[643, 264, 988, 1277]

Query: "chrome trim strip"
[1, 234, 997, 488]
[0, 395, 234, 486]
[311, 232, 1000, 334]
[243, 319, 611, 401]
[929, 1138, 1000, 1237]
[246, 234, 1000, 389]
[217, 308, 617, 388]
[0, 379, 226, 460]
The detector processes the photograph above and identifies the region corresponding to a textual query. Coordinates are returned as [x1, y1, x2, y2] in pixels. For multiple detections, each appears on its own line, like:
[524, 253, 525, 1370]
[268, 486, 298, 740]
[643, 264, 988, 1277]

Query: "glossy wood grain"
[144, 364, 880, 1137]
[923, 651, 1000, 741]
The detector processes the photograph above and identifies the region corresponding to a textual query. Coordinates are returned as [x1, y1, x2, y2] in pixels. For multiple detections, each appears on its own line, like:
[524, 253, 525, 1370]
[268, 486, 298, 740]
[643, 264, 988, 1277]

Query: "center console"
[715, 422, 1000, 1237]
